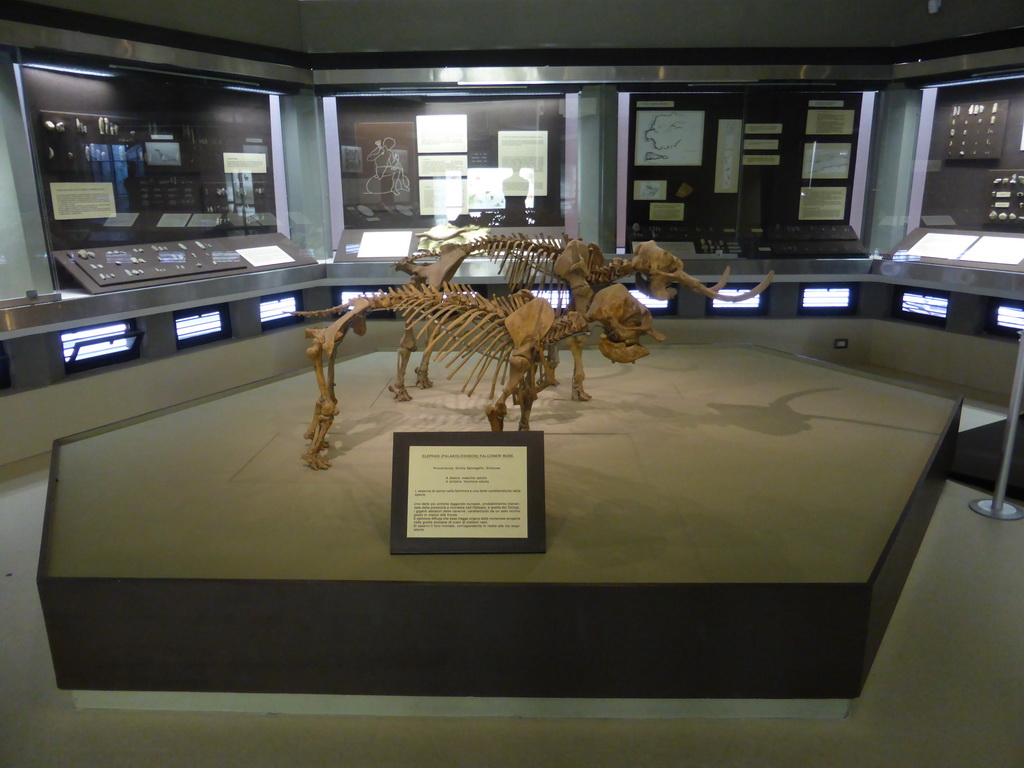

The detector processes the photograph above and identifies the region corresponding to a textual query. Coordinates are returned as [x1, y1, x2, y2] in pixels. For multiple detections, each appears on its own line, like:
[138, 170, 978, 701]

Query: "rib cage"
[307, 283, 558, 399]
[467, 234, 568, 293]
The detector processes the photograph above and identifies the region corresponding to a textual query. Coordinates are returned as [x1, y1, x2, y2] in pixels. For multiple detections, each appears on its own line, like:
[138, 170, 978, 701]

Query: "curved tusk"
[707, 266, 731, 293]
[702, 270, 775, 302]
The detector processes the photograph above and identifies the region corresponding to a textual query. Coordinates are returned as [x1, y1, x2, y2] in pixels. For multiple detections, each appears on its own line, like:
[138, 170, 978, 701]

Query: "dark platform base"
[949, 415, 1024, 501]
[38, 408, 961, 702]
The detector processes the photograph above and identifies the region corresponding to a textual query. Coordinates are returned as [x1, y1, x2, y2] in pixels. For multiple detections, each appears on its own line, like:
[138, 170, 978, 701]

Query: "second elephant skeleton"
[388, 235, 775, 401]
[298, 281, 664, 469]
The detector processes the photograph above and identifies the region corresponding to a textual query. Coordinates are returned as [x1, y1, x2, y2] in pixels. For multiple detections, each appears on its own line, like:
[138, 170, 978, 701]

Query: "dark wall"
[13, 0, 1024, 55]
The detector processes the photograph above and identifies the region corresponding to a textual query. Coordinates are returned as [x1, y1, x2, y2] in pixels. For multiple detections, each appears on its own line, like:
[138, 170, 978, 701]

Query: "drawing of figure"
[366, 137, 410, 197]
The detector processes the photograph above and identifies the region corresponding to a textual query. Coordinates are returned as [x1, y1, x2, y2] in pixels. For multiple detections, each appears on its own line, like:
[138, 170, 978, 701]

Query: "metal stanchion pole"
[970, 330, 1024, 521]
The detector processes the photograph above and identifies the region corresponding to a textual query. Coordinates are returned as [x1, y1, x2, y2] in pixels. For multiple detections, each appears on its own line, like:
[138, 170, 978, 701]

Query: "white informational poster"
[906, 232, 979, 260]
[633, 180, 667, 201]
[960, 236, 1024, 265]
[418, 154, 469, 177]
[634, 111, 704, 166]
[235, 245, 295, 267]
[649, 202, 685, 221]
[50, 182, 116, 220]
[223, 152, 267, 174]
[715, 119, 742, 194]
[498, 131, 548, 196]
[356, 230, 414, 259]
[416, 114, 468, 153]
[406, 446, 529, 539]
[798, 186, 847, 220]
[802, 142, 852, 179]
[805, 109, 855, 135]
[419, 176, 468, 217]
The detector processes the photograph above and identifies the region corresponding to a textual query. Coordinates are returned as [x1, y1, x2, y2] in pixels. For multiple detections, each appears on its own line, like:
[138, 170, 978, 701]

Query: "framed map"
[634, 110, 705, 166]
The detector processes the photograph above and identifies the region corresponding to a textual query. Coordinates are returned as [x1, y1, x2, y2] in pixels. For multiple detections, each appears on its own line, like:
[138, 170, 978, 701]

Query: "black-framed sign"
[390, 431, 545, 555]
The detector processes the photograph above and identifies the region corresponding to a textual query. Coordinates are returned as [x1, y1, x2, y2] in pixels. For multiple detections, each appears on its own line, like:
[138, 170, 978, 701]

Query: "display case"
[325, 93, 575, 261]
[624, 89, 871, 259]
[0, 50, 53, 306]
[918, 77, 1024, 232]
[8, 53, 330, 296]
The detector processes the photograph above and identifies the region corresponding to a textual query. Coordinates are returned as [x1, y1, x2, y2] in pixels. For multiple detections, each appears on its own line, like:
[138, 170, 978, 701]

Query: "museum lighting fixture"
[530, 288, 571, 308]
[929, 71, 1024, 89]
[710, 288, 763, 310]
[900, 292, 948, 318]
[173, 305, 232, 349]
[994, 304, 1024, 332]
[60, 322, 136, 363]
[259, 293, 303, 329]
[22, 63, 115, 78]
[224, 85, 286, 96]
[802, 286, 852, 309]
[629, 289, 670, 310]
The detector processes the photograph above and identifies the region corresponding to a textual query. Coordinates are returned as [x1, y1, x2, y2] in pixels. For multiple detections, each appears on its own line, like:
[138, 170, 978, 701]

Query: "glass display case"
[883, 75, 1024, 273]
[624, 89, 871, 259]
[6, 52, 330, 296]
[0, 50, 52, 306]
[325, 93, 575, 261]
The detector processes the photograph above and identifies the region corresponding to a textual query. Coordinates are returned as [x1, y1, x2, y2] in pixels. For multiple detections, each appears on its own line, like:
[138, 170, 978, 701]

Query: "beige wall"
[1, 316, 1013, 466]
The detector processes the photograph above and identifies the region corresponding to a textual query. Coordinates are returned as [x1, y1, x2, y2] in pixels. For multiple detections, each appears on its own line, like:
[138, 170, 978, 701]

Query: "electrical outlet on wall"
[834, 338, 849, 350]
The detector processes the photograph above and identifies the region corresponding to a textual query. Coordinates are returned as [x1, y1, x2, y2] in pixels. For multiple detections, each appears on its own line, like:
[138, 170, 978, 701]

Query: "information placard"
[390, 431, 545, 554]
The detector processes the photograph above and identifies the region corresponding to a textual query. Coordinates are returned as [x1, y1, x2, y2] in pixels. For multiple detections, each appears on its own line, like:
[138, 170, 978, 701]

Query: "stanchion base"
[970, 499, 1024, 521]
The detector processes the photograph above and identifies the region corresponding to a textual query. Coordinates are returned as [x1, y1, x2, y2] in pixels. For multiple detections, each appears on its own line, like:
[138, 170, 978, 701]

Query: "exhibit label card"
[391, 432, 545, 554]
[634, 110, 704, 166]
[715, 119, 742, 194]
[416, 114, 468, 154]
[407, 447, 528, 539]
[223, 152, 268, 174]
[498, 131, 548, 196]
[236, 245, 295, 267]
[805, 109, 855, 135]
[798, 186, 847, 220]
[50, 182, 116, 220]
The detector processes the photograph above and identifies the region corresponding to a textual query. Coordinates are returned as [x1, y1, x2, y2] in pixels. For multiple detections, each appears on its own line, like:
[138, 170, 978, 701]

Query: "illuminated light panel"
[901, 292, 948, 319]
[711, 289, 762, 310]
[61, 322, 133, 362]
[995, 304, 1024, 332]
[175, 311, 225, 341]
[629, 290, 669, 310]
[23, 63, 115, 78]
[259, 295, 299, 324]
[531, 289, 571, 308]
[802, 287, 852, 309]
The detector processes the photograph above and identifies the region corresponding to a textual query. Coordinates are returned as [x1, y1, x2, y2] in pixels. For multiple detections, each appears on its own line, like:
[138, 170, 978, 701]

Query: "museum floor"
[2, 348, 1024, 766]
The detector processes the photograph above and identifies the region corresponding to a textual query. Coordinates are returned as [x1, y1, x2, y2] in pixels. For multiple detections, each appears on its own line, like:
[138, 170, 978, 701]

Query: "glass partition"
[327, 93, 574, 261]
[623, 88, 871, 258]
[11, 54, 325, 296]
[0, 51, 52, 304]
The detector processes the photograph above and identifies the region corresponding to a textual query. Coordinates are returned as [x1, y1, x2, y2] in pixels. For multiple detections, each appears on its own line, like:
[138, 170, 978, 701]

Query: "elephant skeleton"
[467, 236, 775, 400]
[298, 281, 664, 469]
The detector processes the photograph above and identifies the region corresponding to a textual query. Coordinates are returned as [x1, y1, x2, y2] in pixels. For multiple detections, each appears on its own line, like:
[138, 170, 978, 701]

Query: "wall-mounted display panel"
[330, 95, 569, 261]
[919, 78, 1024, 233]
[625, 91, 867, 259]
[18, 60, 318, 292]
